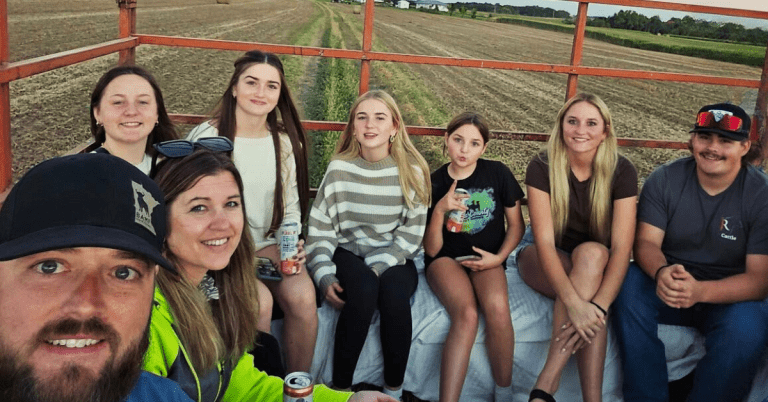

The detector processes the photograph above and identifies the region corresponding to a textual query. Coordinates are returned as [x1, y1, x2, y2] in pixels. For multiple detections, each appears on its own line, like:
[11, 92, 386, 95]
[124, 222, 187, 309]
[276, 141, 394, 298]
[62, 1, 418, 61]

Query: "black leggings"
[331, 247, 418, 389]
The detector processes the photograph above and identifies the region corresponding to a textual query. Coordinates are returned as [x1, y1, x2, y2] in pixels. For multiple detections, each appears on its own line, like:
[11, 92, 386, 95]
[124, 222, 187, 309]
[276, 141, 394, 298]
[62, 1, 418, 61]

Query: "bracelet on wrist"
[654, 263, 673, 283]
[589, 301, 608, 316]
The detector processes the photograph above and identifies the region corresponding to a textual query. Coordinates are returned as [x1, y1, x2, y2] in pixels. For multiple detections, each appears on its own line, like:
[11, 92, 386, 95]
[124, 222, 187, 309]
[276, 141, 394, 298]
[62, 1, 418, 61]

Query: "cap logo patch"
[710, 109, 733, 122]
[132, 181, 159, 235]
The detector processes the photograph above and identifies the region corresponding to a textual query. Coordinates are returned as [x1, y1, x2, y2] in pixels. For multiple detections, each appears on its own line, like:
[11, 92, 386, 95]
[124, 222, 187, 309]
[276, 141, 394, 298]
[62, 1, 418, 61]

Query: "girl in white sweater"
[187, 50, 316, 374]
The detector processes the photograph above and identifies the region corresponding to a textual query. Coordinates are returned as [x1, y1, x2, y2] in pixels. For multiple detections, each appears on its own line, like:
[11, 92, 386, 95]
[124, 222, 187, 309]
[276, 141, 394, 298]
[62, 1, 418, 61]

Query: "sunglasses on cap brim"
[696, 111, 744, 133]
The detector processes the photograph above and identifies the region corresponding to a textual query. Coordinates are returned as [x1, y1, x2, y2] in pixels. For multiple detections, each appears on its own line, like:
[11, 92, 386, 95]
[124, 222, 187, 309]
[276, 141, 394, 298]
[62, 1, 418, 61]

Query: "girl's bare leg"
[470, 266, 514, 387]
[518, 243, 608, 402]
[426, 257, 479, 402]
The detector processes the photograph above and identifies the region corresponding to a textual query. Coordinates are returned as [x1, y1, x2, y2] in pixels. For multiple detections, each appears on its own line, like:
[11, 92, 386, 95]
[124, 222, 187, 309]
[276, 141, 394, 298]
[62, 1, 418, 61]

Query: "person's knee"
[451, 303, 479, 329]
[278, 282, 317, 318]
[715, 305, 768, 355]
[258, 287, 275, 318]
[571, 242, 609, 276]
[481, 296, 510, 327]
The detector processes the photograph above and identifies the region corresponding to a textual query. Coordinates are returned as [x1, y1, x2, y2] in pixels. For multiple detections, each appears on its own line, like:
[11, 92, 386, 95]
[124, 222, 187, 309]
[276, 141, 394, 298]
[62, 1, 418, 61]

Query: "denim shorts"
[509, 225, 535, 268]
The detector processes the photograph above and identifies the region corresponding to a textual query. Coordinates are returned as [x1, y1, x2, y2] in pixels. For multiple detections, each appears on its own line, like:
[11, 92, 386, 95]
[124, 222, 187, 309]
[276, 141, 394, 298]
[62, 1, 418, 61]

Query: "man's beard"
[0, 317, 149, 402]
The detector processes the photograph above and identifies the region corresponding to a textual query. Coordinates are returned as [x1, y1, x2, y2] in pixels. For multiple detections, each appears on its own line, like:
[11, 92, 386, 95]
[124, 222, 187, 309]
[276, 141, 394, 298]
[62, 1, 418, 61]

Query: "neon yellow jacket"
[143, 288, 351, 402]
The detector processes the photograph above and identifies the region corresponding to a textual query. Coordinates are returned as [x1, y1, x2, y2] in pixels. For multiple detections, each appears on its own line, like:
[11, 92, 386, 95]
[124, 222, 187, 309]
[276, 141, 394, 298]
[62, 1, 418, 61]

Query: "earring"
[155, 121, 159, 126]
[96, 121, 102, 126]
[389, 135, 395, 143]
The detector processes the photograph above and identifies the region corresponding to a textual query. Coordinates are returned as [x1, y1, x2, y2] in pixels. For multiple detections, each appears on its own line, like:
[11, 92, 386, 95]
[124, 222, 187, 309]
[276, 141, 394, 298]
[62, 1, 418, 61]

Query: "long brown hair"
[210, 50, 309, 236]
[90, 65, 178, 155]
[153, 149, 259, 371]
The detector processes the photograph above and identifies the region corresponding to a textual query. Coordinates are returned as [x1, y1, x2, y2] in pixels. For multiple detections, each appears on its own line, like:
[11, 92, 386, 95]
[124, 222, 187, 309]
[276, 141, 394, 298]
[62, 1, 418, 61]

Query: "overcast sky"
[458, 0, 768, 29]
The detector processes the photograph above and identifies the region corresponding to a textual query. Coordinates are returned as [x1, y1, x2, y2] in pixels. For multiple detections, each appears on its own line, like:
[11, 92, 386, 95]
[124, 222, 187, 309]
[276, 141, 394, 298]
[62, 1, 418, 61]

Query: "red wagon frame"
[1, 0, 767, 200]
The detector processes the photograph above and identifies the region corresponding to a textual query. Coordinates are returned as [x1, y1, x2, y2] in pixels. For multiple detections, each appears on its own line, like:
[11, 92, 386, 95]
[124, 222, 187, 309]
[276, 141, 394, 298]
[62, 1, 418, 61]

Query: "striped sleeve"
[306, 169, 340, 297]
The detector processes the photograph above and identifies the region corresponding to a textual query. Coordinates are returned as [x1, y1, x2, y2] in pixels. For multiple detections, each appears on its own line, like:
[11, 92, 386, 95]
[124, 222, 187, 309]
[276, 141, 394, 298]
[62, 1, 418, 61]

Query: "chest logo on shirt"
[719, 216, 738, 241]
[460, 187, 496, 235]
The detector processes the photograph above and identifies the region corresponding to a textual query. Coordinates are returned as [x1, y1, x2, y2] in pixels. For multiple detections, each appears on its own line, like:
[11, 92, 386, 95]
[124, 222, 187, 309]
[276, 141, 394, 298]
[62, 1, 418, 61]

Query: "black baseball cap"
[690, 103, 751, 141]
[0, 153, 174, 273]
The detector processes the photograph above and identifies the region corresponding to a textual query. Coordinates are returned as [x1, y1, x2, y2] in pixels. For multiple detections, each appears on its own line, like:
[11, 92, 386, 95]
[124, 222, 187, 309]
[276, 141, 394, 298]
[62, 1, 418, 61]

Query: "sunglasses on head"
[153, 137, 234, 158]
[149, 137, 234, 177]
[696, 111, 744, 133]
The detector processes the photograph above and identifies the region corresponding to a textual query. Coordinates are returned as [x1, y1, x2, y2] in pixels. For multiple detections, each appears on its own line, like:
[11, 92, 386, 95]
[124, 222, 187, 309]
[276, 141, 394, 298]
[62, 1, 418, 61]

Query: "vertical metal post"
[756, 38, 768, 163]
[118, 0, 137, 65]
[566, 2, 589, 102]
[359, 0, 374, 95]
[0, 0, 11, 198]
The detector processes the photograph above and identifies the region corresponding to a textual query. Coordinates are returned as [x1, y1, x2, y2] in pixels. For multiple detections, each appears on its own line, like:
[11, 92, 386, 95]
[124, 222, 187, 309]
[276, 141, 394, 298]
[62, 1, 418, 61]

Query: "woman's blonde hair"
[547, 93, 617, 246]
[153, 149, 260, 372]
[335, 90, 431, 208]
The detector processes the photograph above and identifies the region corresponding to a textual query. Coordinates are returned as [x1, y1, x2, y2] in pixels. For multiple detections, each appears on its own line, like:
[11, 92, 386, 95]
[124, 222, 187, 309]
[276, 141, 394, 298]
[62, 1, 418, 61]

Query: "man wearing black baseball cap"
[613, 103, 768, 401]
[0, 153, 191, 402]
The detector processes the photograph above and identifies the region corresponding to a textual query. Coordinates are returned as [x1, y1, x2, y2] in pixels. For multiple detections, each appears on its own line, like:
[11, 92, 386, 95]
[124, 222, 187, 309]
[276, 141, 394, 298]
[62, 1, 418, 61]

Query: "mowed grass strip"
[305, 3, 360, 187]
[495, 15, 767, 67]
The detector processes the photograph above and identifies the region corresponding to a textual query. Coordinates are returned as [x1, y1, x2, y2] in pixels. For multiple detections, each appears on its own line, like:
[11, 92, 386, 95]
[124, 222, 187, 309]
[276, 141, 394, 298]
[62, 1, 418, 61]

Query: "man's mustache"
[36, 317, 119, 351]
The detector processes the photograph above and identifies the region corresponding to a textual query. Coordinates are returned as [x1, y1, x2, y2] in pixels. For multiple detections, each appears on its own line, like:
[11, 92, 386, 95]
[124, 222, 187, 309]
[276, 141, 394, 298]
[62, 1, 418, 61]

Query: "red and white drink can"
[283, 371, 313, 402]
[445, 188, 469, 233]
[279, 221, 300, 275]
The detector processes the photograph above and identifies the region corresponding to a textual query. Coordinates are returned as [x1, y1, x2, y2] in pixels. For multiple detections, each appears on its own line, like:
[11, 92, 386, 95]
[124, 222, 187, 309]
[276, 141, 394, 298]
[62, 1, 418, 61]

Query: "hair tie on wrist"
[590, 301, 607, 316]
[654, 263, 673, 283]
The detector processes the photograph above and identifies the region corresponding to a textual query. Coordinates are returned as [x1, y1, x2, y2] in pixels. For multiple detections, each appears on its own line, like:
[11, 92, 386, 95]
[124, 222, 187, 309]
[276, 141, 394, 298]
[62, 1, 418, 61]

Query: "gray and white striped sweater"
[306, 155, 427, 297]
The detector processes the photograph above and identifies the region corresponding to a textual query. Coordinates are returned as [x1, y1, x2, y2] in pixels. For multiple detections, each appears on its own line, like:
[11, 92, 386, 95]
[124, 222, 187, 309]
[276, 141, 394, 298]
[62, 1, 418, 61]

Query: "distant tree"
[448, 3, 456, 16]
[587, 17, 608, 28]
[459, 5, 466, 17]
[646, 15, 664, 34]
[471, 8, 477, 18]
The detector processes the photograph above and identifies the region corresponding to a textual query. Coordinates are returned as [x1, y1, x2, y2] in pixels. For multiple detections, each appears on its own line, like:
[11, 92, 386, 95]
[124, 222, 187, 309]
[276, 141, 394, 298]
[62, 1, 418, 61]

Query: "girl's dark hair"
[89, 65, 178, 155]
[446, 112, 491, 144]
[152, 149, 259, 370]
[211, 50, 309, 236]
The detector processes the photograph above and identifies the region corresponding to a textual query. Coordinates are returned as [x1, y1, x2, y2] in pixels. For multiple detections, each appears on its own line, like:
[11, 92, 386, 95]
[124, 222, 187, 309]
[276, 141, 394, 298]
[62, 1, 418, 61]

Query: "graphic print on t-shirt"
[461, 187, 496, 235]
[718, 215, 742, 241]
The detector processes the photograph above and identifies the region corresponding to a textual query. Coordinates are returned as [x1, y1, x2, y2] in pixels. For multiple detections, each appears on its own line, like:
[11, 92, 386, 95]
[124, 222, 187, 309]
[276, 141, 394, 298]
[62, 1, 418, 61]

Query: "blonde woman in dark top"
[517, 93, 637, 402]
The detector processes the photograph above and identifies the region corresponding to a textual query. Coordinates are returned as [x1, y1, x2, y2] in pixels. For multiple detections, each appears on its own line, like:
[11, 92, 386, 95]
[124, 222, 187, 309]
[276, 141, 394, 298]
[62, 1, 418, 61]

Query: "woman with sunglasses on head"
[90, 65, 178, 174]
[516, 94, 637, 402]
[186, 50, 315, 374]
[306, 90, 430, 401]
[423, 112, 525, 402]
[144, 146, 396, 402]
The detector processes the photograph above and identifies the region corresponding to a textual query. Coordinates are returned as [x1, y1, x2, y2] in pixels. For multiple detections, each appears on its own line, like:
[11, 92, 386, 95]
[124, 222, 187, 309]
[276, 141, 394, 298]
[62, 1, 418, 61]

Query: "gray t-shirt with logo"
[638, 156, 768, 280]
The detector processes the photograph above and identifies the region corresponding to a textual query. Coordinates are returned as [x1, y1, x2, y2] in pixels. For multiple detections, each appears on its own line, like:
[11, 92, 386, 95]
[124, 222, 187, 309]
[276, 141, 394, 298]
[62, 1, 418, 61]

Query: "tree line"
[589, 10, 767, 46]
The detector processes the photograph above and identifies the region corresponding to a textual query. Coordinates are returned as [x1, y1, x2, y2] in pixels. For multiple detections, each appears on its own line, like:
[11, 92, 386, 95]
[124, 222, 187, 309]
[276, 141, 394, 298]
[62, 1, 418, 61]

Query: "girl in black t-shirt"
[517, 93, 637, 402]
[423, 112, 525, 402]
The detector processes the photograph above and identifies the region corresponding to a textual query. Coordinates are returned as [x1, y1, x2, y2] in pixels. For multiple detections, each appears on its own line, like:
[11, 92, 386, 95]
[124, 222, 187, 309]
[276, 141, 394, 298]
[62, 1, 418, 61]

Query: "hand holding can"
[445, 188, 470, 233]
[279, 222, 301, 275]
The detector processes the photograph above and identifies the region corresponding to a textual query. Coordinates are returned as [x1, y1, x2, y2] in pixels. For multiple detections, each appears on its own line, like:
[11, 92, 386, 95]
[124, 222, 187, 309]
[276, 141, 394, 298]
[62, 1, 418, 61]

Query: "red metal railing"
[1, 0, 768, 201]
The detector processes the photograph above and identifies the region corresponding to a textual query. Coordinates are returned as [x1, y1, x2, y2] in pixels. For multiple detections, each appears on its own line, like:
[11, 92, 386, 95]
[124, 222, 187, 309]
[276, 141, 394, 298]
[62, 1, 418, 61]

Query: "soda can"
[445, 188, 469, 233]
[283, 371, 313, 402]
[279, 221, 300, 275]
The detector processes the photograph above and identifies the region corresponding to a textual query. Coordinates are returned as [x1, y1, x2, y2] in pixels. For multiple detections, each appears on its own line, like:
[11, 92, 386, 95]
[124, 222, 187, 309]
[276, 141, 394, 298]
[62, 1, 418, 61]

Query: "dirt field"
[5, 0, 764, 182]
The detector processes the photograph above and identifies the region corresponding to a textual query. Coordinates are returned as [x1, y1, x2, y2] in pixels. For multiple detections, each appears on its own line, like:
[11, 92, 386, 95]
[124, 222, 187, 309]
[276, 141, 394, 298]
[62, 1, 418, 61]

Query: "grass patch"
[495, 15, 767, 67]
[305, 3, 360, 187]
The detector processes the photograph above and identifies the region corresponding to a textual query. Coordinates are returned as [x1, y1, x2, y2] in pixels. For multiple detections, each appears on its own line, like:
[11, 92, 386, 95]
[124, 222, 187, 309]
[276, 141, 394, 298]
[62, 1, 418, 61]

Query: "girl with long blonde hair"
[517, 93, 638, 402]
[307, 90, 430, 400]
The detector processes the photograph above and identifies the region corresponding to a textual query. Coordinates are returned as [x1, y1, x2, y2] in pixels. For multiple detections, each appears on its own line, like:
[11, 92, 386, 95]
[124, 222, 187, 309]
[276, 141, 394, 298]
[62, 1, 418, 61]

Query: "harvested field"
[5, 0, 764, 185]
